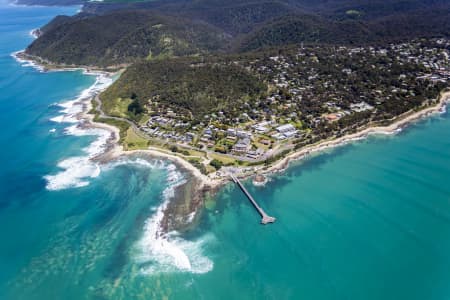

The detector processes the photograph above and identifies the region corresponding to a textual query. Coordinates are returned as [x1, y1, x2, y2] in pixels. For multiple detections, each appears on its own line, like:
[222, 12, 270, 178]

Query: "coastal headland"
[13, 44, 450, 232]
[86, 78, 450, 231]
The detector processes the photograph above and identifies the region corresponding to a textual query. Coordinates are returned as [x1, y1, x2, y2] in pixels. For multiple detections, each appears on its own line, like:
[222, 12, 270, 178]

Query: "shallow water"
[1, 2, 450, 299]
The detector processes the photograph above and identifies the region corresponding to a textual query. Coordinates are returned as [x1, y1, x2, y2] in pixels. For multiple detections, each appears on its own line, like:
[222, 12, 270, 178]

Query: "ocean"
[1, 2, 450, 299]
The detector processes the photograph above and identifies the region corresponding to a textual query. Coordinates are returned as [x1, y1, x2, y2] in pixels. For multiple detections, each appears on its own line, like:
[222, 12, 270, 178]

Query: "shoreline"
[12, 49, 214, 231]
[260, 90, 450, 177]
[11, 50, 116, 78]
[13, 50, 130, 72]
[86, 89, 450, 230]
[13, 50, 450, 228]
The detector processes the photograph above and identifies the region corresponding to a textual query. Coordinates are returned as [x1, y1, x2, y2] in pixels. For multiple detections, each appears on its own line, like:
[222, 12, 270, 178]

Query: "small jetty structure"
[230, 174, 276, 224]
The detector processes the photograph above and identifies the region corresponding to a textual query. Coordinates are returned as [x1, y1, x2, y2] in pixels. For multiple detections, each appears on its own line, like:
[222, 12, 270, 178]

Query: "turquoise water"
[2, 2, 450, 299]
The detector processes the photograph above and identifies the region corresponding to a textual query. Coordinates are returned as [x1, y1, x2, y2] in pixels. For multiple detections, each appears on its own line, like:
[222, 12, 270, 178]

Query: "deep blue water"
[1, 2, 450, 299]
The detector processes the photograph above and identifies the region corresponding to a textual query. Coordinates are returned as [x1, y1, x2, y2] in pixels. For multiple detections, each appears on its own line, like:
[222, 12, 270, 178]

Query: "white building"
[254, 126, 269, 134]
[276, 124, 296, 133]
[350, 102, 374, 112]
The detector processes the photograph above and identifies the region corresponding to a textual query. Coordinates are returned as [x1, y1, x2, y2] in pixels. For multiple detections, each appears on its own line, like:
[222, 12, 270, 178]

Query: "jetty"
[230, 174, 276, 224]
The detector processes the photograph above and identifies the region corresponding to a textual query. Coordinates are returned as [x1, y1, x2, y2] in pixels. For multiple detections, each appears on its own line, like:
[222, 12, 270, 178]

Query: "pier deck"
[230, 174, 276, 224]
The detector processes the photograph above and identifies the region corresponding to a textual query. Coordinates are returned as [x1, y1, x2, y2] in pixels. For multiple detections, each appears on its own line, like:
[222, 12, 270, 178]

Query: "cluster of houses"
[251, 39, 448, 125]
[140, 116, 193, 143]
[139, 112, 304, 159]
[226, 122, 298, 157]
[417, 70, 450, 83]
[390, 40, 450, 83]
[135, 38, 449, 162]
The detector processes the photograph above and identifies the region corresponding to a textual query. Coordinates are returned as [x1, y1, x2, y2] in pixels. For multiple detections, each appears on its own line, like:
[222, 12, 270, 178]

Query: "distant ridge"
[24, 0, 450, 66]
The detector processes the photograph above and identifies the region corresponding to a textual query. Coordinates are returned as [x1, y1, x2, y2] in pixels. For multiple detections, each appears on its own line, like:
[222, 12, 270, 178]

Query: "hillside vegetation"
[237, 7, 450, 51]
[169, 0, 295, 35]
[83, 0, 296, 35]
[100, 57, 266, 118]
[26, 10, 229, 66]
[236, 15, 371, 51]
[24, 0, 450, 66]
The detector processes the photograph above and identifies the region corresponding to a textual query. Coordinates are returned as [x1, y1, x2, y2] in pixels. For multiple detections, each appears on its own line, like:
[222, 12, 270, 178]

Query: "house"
[226, 135, 237, 142]
[185, 132, 196, 141]
[254, 126, 269, 134]
[204, 128, 213, 135]
[234, 138, 251, 153]
[226, 128, 236, 136]
[246, 148, 265, 159]
[236, 130, 251, 138]
[350, 102, 374, 112]
[276, 124, 296, 133]
[271, 133, 286, 140]
[259, 138, 271, 145]
[283, 131, 297, 138]
[255, 121, 272, 127]
[324, 113, 341, 122]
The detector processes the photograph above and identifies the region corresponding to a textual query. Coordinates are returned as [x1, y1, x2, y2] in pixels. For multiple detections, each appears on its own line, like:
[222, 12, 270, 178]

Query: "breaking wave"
[134, 164, 214, 275]
[11, 50, 45, 71]
[44, 125, 110, 190]
[44, 73, 113, 191]
[15, 55, 214, 273]
[103, 157, 168, 171]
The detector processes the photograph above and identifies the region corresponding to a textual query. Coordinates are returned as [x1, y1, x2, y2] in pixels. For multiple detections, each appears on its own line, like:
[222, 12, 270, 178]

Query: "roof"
[276, 124, 295, 132]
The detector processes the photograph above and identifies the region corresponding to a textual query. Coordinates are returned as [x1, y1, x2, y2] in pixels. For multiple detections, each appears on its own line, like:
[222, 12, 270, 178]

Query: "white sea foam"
[44, 125, 110, 191]
[44, 73, 113, 191]
[45, 156, 100, 190]
[134, 165, 214, 275]
[16, 53, 213, 273]
[29, 28, 39, 39]
[186, 211, 196, 223]
[11, 50, 45, 72]
[439, 103, 447, 114]
[103, 157, 167, 171]
[11, 44, 115, 192]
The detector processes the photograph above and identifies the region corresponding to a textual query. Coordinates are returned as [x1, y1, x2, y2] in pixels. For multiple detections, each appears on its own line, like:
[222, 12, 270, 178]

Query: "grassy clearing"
[206, 165, 216, 173]
[186, 149, 206, 158]
[124, 127, 149, 150]
[138, 115, 150, 126]
[209, 153, 236, 165]
[102, 97, 132, 118]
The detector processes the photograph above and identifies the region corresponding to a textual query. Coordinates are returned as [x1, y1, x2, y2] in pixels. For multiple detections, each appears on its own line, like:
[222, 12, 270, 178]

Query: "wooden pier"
[230, 174, 276, 224]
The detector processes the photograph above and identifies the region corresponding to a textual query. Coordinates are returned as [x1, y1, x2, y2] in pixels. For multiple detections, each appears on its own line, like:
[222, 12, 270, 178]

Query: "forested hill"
[100, 57, 266, 118]
[23, 0, 450, 67]
[25, 10, 229, 66]
[288, 0, 450, 19]
[236, 7, 450, 51]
